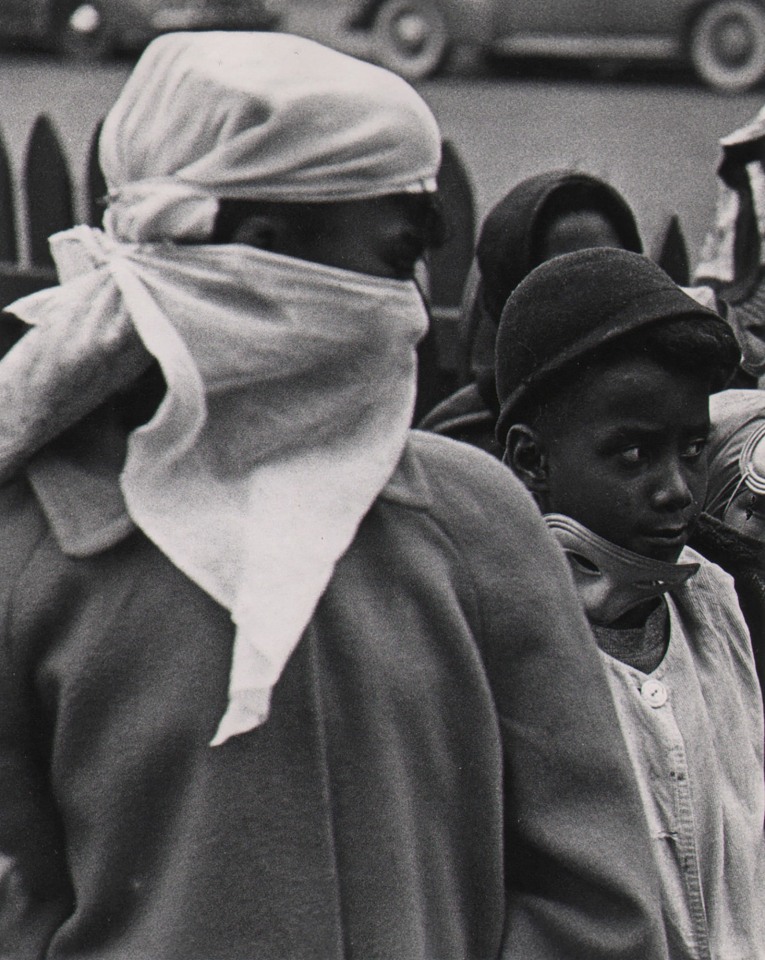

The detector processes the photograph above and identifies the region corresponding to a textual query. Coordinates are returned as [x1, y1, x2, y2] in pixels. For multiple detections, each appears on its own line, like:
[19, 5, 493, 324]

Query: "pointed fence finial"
[86, 118, 107, 229]
[0, 124, 18, 264]
[24, 114, 75, 268]
[651, 212, 690, 287]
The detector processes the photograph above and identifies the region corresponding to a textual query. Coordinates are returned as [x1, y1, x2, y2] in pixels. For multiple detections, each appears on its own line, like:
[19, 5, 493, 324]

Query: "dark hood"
[475, 170, 643, 325]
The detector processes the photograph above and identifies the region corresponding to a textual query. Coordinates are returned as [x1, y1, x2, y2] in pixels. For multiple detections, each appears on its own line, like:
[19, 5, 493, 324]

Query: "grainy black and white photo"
[0, 3, 762, 958]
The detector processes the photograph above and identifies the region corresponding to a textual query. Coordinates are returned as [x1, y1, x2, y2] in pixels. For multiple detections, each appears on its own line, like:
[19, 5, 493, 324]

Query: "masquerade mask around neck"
[545, 514, 699, 626]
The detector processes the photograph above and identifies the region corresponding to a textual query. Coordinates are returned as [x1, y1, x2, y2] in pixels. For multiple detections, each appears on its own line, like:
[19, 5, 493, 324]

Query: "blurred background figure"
[694, 102, 765, 389]
[419, 169, 642, 454]
[690, 388, 765, 692]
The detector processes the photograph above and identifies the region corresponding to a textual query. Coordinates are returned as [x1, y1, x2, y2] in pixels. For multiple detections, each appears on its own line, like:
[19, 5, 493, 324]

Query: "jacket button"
[641, 678, 668, 708]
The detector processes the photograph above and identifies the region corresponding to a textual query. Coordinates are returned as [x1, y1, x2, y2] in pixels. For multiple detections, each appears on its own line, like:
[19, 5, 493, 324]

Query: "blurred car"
[0, 0, 280, 60]
[489, 0, 765, 93]
[314, 0, 765, 91]
[338, 0, 493, 80]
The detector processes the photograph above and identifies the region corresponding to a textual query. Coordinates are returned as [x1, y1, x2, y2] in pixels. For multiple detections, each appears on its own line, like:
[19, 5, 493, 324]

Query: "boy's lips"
[637, 526, 689, 549]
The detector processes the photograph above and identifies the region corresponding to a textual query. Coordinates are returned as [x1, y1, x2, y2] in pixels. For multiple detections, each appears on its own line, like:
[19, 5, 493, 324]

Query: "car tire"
[370, 0, 450, 80]
[55, 1, 113, 61]
[689, 0, 765, 92]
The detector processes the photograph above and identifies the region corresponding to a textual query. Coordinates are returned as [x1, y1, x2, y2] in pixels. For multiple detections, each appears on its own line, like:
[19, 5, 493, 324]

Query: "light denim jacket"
[600, 547, 765, 960]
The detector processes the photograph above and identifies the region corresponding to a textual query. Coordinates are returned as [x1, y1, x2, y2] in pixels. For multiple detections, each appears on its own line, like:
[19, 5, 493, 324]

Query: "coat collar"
[26, 422, 431, 558]
[25, 412, 136, 558]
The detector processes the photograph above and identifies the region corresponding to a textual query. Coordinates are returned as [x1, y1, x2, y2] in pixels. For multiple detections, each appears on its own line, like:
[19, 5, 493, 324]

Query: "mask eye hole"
[567, 552, 601, 575]
[639, 578, 668, 591]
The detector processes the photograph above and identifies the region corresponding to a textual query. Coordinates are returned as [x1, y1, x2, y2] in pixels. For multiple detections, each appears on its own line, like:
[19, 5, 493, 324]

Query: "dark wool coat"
[0, 430, 665, 960]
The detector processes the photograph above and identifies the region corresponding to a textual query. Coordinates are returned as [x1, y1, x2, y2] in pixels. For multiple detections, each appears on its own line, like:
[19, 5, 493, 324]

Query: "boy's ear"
[505, 425, 549, 494]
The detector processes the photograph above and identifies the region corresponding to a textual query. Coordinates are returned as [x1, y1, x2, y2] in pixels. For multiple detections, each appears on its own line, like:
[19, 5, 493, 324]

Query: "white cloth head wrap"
[99, 30, 441, 241]
[1, 32, 440, 745]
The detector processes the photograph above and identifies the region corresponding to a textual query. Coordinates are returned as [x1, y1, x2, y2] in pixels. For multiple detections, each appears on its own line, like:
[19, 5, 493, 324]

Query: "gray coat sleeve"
[0, 479, 74, 959]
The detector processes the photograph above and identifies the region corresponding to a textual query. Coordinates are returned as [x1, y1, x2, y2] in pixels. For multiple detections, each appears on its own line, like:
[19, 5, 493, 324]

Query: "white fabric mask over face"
[9, 227, 427, 744]
[545, 514, 699, 625]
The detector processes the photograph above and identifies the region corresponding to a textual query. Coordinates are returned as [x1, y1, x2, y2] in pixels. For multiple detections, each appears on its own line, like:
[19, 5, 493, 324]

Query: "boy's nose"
[651, 460, 694, 512]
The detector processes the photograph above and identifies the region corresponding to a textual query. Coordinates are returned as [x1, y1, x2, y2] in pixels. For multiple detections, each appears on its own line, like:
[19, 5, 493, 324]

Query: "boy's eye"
[682, 438, 707, 459]
[619, 446, 644, 464]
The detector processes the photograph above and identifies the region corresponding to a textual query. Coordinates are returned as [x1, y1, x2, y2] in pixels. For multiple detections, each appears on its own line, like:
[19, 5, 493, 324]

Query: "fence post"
[87, 118, 107, 228]
[428, 139, 476, 309]
[24, 115, 75, 269]
[0, 126, 18, 265]
[651, 212, 690, 287]
[415, 139, 476, 418]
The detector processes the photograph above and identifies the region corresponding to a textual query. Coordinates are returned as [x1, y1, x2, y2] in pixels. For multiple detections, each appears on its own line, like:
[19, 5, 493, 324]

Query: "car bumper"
[150, 2, 280, 32]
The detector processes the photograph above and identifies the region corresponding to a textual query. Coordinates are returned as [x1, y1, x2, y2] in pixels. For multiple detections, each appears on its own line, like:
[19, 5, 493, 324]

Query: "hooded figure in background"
[419, 170, 642, 454]
[690, 102, 765, 388]
[0, 32, 667, 960]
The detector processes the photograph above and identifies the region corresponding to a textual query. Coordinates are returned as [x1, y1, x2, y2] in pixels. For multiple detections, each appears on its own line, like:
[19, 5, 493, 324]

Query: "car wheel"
[371, 0, 450, 80]
[689, 0, 765, 92]
[55, 1, 113, 61]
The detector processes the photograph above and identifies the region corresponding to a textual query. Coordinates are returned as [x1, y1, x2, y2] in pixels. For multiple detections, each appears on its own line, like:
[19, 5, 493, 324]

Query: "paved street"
[420, 72, 764, 264]
[0, 51, 763, 265]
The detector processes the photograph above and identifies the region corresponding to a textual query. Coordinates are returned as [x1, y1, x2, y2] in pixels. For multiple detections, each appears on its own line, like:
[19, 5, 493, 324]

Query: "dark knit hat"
[495, 248, 735, 443]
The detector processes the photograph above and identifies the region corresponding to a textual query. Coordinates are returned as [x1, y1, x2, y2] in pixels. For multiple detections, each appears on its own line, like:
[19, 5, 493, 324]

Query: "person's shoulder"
[408, 427, 502, 468]
[676, 547, 763, 699]
[678, 544, 750, 631]
[383, 429, 526, 503]
[379, 429, 542, 543]
[682, 544, 738, 592]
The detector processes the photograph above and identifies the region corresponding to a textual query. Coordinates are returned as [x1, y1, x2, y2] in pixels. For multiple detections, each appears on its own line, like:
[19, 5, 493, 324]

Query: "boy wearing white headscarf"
[0, 32, 666, 959]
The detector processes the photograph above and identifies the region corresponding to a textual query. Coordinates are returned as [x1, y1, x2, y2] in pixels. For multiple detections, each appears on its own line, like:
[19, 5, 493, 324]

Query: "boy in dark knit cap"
[496, 247, 765, 960]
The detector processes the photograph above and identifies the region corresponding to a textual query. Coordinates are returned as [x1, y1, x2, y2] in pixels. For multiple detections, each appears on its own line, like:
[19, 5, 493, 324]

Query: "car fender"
[349, 0, 495, 44]
[441, 0, 495, 44]
[682, 0, 765, 42]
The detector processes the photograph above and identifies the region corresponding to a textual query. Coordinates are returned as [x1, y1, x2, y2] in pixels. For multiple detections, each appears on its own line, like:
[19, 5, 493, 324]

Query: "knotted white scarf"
[0, 31, 441, 742]
[9, 228, 427, 744]
[98, 30, 441, 239]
